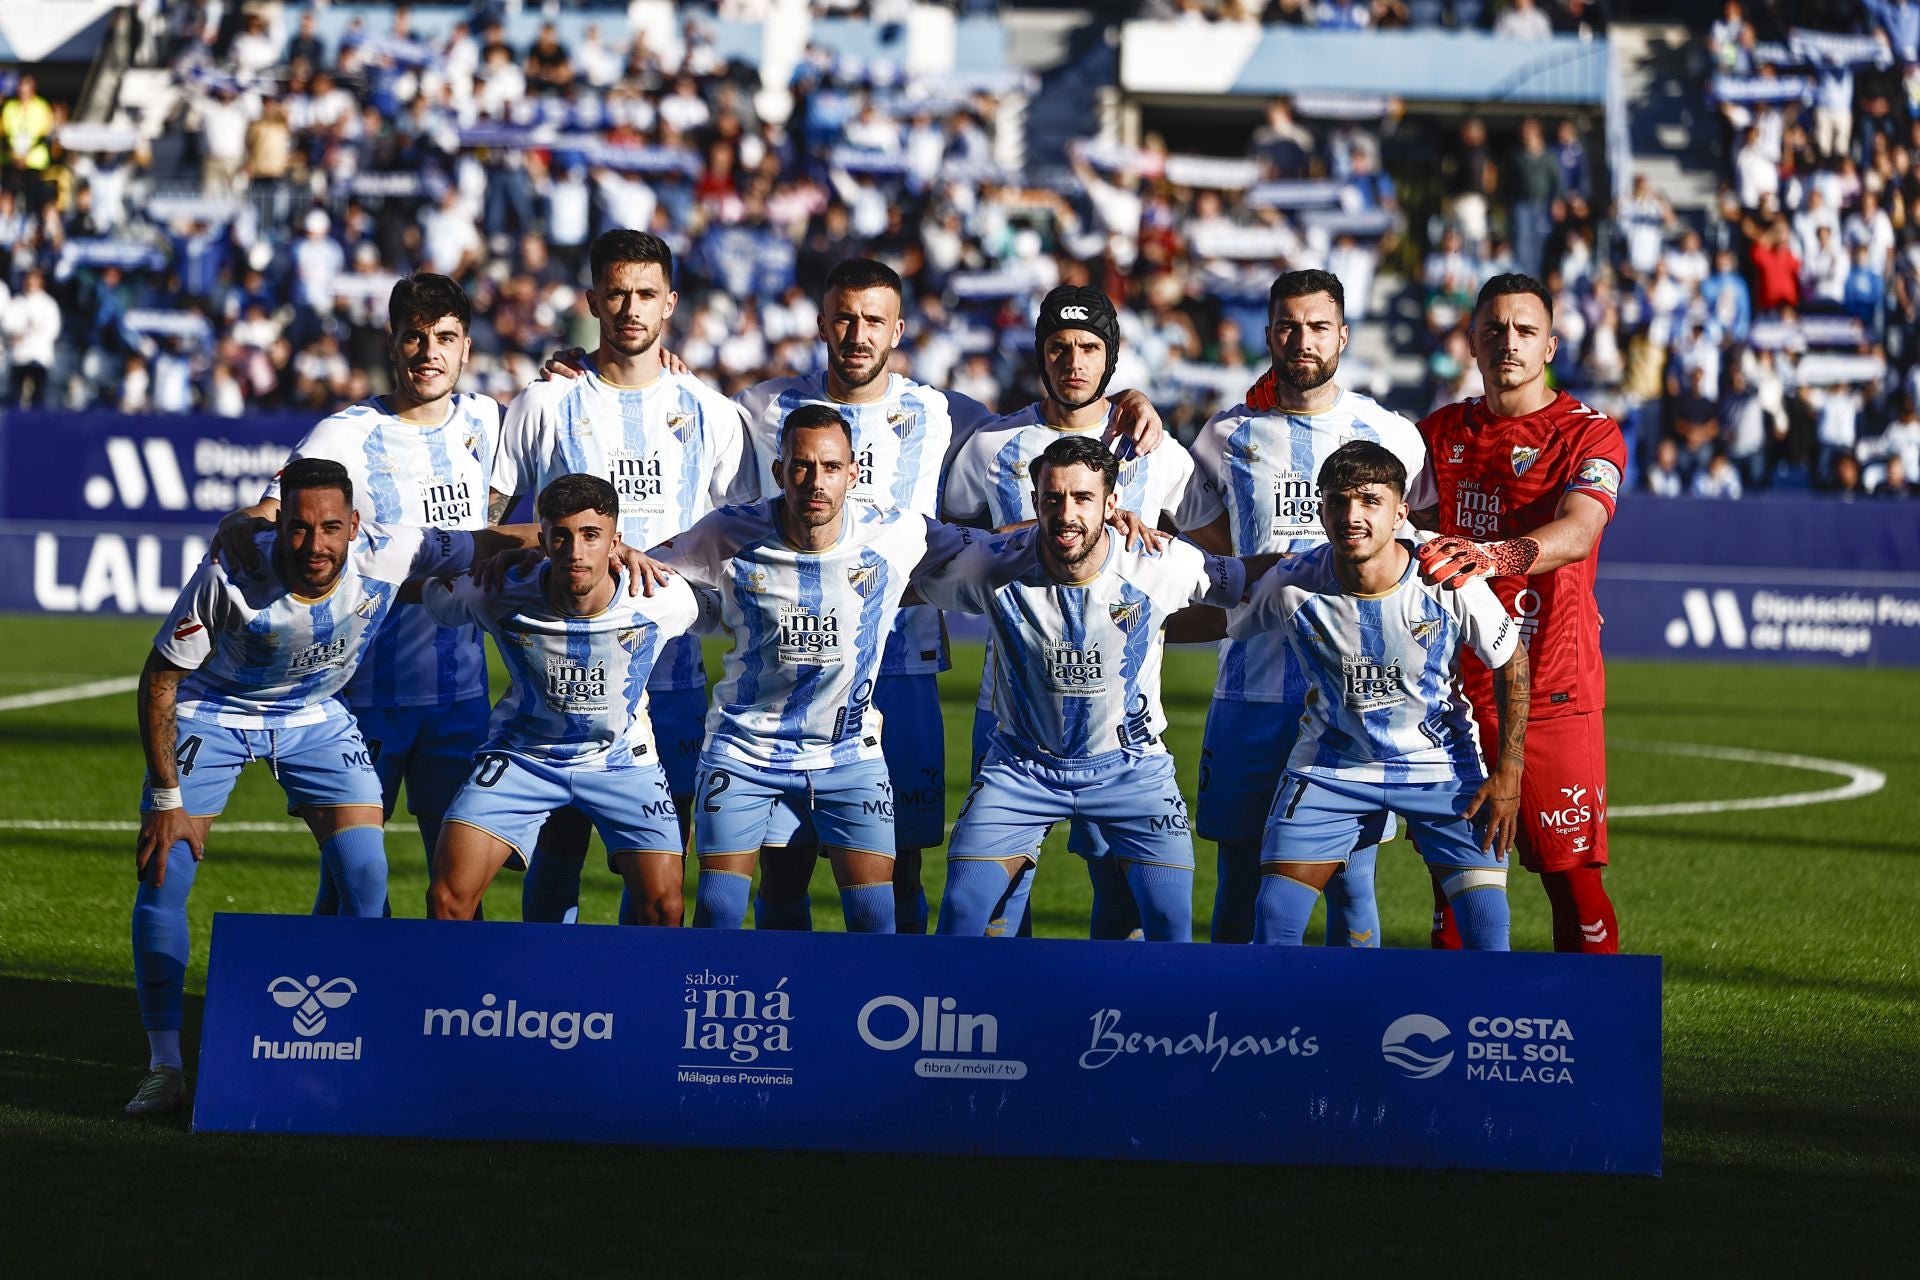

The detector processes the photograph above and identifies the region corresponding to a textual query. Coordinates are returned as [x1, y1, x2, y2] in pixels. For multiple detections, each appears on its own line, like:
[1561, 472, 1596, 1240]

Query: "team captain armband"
[1566, 458, 1622, 505]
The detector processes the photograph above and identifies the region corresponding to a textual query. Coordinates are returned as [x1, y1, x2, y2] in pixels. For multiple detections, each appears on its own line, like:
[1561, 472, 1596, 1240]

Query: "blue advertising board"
[0, 411, 318, 527]
[194, 915, 1662, 1175]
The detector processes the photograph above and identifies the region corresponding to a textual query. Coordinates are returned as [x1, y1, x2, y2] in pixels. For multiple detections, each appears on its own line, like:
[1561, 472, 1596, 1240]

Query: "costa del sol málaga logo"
[269, 975, 358, 1037]
[1381, 1013, 1454, 1079]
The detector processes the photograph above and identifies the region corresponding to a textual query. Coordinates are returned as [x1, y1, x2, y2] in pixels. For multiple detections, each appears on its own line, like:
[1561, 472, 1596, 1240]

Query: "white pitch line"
[0, 676, 139, 713]
[0, 820, 308, 834]
[1610, 738, 1886, 818]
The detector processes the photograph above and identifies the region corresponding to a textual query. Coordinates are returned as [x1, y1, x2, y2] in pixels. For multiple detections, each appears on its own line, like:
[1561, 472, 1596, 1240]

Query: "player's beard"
[1274, 348, 1338, 393]
[828, 342, 890, 393]
[397, 356, 462, 406]
[1044, 517, 1102, 574]
[604, 320, 660, 360]
[1485, 352, 1536, 389]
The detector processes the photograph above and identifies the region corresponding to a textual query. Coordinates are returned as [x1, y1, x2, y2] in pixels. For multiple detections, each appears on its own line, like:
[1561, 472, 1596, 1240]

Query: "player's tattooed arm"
[487, 487, 515, 525]
[1466, 646, 1530, 854]
[135, 650, 206, 885]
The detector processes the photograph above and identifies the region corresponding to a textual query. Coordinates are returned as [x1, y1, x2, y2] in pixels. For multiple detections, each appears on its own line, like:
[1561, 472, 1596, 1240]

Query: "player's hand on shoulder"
[660, 347, 689, 377]
[212, 512, 272, 572]
[613, 543, 678, 597]
[539, 347, 589, 381]
[1108, 508, 1170, 554]
[1105, 389, 1164, 455]
[472, 545, 543, 592]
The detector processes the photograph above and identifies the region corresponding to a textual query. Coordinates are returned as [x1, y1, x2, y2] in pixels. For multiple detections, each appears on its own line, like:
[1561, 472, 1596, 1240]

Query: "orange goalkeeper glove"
[1416, 535, 1540, 589]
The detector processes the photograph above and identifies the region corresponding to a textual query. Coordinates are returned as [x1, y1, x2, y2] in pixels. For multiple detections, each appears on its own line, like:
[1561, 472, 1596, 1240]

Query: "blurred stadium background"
[1, 1, 1915, 1271]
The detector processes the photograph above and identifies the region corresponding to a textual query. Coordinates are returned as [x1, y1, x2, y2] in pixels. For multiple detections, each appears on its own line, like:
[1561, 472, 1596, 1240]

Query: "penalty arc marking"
[1607, 738, 1886, 818]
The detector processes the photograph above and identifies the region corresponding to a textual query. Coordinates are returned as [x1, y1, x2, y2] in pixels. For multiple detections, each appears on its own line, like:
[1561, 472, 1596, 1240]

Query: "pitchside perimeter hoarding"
[195, 915, 1662, 1175]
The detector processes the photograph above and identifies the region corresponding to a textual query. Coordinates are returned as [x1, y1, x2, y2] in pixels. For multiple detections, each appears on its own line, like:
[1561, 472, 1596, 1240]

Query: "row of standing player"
[122, 233, 1626, 1113]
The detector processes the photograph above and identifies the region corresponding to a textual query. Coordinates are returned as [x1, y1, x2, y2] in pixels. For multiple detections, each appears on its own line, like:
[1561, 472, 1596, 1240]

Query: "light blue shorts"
[444, 753, 683, 872]
[352, 696, 490, 817]
[1262, 771, 1495, 869]
[762, 673, 942, 851]
[948, 743, 1194, 870]
[970, 705, 1107, 858]
[1195, 697, 1306, 843]
[141, 714, 383, 816]
[648, 685, 709, 799]
[695, 754, 895, 859]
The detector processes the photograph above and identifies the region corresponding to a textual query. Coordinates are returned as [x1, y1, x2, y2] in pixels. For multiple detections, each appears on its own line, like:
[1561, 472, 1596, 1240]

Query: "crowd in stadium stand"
[1, 2, 1914, 501]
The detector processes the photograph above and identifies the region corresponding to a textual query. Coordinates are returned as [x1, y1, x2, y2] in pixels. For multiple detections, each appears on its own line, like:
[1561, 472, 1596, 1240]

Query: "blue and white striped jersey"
[651, 500, 937, 770]
[1176, 388, 1433, 704]
[419, 566, 702, 768]
[157, 525, 473, 730]
[735, 371, 994, 677]
[263, 392, 502, 710]
[1228, 542, 1520, 784]
[943, 402, 1198, 711]
[494, 362, 752, 694]
[915, 531, 1245, 764]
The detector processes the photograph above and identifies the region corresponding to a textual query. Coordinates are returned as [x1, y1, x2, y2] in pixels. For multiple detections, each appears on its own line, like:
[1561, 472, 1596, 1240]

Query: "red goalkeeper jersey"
[1417, 391, 1626, 721]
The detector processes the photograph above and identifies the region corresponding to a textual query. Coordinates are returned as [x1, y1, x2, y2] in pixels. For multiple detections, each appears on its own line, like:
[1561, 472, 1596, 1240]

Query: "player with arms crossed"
[645, 405, 947, 934]
[492, 230, 751, 925]
[944, 286, 1193, 937]
[126, 458, 531, 1114]
[1415, 273, 1626, 954]
[1182, 269, 1433, 945]
[1182, 442, 1528, 949]
[213, 273, 506, 912]
[410, 475, 705, 924]
[917, 435, 1258, 943]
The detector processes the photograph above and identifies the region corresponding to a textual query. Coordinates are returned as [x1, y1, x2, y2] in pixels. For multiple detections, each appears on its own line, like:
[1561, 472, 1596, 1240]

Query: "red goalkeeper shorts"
[1473, 708, 1609, 873]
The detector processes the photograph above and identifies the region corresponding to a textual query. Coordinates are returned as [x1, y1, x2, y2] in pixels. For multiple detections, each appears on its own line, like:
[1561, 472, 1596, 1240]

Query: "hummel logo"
[173, 621, 203, 641]
[1579, 920, 1610, 945]
[269, 975, 358, 1037]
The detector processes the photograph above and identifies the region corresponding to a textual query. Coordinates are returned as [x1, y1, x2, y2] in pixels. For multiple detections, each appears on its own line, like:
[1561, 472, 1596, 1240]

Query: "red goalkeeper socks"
[1541, 867, 1619, 953]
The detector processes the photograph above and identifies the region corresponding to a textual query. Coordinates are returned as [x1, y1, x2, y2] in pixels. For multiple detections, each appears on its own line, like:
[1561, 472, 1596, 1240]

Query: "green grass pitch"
[1, 613, 1914, 1273]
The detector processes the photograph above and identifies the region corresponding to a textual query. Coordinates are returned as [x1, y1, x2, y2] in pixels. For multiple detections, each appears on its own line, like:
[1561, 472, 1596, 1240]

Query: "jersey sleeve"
[648, 509, 733, 591]
[939, 433, 993, 522]
[648, 576, 702, 640]
[732, 383, 783, 497]
[261, 418, 351, 503]
[1459, 578, 1521, 668]
[1562, 412, 1628, 520]
[1225, 561, 1310, 639]
[1193, 550, 1248, 608]
[942, 390, 997, 460]
[363, 523, 475, 582]
[417, 573, 484, 630]
[151, 555, 233, 670]
[1381, 418, 1435, 513]
[705, 395, 758, 508]
[1174, 416, 1228, 531]
[689, 586, 726, 635]
[492, 384, 556, 504]
[909, 527, 1002, 615]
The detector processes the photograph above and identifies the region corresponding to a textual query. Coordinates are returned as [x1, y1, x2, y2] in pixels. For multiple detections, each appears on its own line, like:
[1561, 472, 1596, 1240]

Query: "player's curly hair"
[1316, 440, 1406, 497]
[388, 273, 471, 335]
[1031, 433, 1119, 495]
[590, 229, 675, 288]
[537, 473, 620, 523]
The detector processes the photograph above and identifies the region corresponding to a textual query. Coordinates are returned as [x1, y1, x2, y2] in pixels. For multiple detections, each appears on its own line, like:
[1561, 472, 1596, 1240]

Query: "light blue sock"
[1253, 874, 1322, 945]
[754, 894, 813, 930]
[1209, 839, 1262, 943]
[937, 859, 1019, 936]
[133, 844, 196, 1032]
[693, 868, 751, 929]
[1088, 858, 1143, 940]
[838, 882, 896, 934]
[1122, 862, 1193, 942]
[1003, 864, 1035, 937]
[522, 849, 586, 924]
[1442, 870, 1511, 951]
[147, 1028, 182, 1071]
[312, 865, 338, 915]
[1324, 844, 1381, 947]
[317, 826, 388, 918]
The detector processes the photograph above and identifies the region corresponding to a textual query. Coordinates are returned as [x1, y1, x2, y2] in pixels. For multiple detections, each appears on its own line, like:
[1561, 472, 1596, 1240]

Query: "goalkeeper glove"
[1416, 535, 1540, 589]
[1245, 368, 1280, 412]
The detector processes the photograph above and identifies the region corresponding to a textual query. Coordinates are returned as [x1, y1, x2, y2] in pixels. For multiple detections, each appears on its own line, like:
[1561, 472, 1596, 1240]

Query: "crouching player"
[126, 458, 531, 1115]
[1183, 441, 1529, 949]
[915, 435, 1261, 942]
[410, 474, 704, 924]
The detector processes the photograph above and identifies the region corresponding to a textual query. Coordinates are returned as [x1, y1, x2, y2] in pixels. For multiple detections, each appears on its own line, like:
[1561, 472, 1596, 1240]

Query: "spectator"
[1692, 452, 1745, 498]
[1671, 365, 1722, 478]
[2, 74, 55, 208]
[1494, 0, 1554, 40]
[1721, 363, 1774, 490]
[1701, 247, 1752, 340]
[1647, 437, 1685, 496]
[1812, 384, 1862, 486]
[2, 268, 61, 407]
[196, 83, 255, 197]
[1750, 216, 1802, 310]
[1509, 118, 1561, 277]
[1878, 453, 1913, 497]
